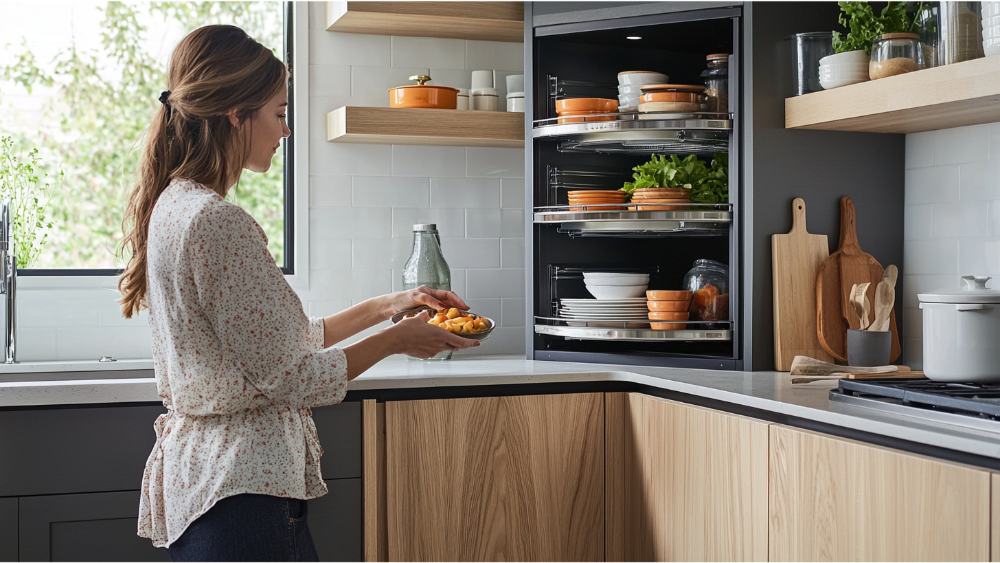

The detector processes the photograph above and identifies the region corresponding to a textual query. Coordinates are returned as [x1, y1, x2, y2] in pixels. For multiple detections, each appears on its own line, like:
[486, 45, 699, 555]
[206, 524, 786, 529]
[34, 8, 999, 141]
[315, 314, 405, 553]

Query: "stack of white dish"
[582, 272, 650, 300]
[984, 2, 1000, 57]
[617, 72, 668, 113]
[818, 51, 870, 90]
[559, 297, 650, 327]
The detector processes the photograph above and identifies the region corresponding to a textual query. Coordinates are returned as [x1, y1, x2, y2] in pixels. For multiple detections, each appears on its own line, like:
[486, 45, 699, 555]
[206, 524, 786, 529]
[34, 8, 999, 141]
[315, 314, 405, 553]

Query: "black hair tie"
[159, 90, 171, 105]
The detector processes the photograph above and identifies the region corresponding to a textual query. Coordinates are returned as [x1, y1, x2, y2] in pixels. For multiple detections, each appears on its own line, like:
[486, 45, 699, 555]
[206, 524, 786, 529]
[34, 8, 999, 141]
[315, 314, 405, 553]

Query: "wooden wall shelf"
[325, 2, 524, 43]
[785, 56, 1000, 134]
[326, 106, 525, 148]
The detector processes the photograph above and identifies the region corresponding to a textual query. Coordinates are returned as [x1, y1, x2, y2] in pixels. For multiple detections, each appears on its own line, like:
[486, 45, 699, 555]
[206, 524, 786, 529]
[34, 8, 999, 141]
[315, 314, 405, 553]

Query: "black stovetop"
[835, 379, 1000, 420]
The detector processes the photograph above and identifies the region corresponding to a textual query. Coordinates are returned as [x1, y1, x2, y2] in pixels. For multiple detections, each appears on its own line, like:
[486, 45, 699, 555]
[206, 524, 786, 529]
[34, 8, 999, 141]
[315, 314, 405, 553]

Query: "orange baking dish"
[555, 98, 617, 113]
[388, 74, 458, 109]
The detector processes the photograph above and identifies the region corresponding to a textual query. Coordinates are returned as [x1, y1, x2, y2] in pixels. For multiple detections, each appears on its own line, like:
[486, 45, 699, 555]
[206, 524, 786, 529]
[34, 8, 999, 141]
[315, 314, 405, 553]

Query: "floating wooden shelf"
[785, 56, 1000, 134]
[325, 2, 524, 43]
[326, 106, 525, 148]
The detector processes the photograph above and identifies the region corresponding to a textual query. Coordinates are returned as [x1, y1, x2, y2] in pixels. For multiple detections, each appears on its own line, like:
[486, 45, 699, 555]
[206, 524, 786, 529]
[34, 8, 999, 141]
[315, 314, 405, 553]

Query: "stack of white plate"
[583, 272, 650, 300]
[984, 2, 1000, 56]
[559, 298, 650, 327]
[617, 71, 668, 114]
[818, 51, 870, 90]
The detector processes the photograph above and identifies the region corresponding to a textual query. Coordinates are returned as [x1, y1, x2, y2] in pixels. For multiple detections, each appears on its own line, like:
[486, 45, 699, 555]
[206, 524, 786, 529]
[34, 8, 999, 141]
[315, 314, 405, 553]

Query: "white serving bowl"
[585, 283, 649, 300]
[617, 84, 647, 95]
[618, 95, 641, 107]
[819, 62, 870, 74]
[820, 50, 870, 66]
[617, 71, 669, 86]
[820, 74, 868, 89]
[583, 272, 650, 285]
[819, 70, 871, 81]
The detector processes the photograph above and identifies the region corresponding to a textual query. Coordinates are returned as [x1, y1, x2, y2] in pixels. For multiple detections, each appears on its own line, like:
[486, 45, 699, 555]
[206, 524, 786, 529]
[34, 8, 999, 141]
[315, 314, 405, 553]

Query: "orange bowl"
[640, 92, 704, 103]
[388, 84, 459, 109]
[557, 114, 616, 123]
[633, 187, 691, 198]
[647, 290, 692, 301]
[650, 321, 687, 330]
[556, 98, 618, 113]
[647, 300, 691, 312]
[648, 311, 690, 321]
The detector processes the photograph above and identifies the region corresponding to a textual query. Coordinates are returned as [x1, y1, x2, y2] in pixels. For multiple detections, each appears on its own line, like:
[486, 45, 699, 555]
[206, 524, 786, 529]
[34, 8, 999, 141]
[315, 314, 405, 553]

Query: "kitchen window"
[0, 1, 294, 277]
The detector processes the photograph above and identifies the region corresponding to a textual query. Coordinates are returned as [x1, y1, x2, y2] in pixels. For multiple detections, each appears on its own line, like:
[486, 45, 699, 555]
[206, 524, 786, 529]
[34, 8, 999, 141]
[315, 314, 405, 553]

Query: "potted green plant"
[620, 154, 728, 204]
[0, 137, 60, 268]
[822, 1, 917, 87]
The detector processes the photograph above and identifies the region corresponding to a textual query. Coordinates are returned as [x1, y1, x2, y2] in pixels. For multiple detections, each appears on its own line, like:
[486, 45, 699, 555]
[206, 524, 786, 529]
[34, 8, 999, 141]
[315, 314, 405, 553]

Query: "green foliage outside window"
[0, 1, 286, 269]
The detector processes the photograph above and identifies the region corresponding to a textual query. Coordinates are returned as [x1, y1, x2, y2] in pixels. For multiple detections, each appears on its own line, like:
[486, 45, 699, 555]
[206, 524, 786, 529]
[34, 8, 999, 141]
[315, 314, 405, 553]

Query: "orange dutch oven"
[388, 75, 459, 109]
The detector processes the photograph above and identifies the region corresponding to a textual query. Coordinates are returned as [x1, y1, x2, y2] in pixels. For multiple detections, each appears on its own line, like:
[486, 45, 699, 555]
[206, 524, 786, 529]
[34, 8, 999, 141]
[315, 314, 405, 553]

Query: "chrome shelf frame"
[534, 204, 732, 236]
[534, 323, 732, 342]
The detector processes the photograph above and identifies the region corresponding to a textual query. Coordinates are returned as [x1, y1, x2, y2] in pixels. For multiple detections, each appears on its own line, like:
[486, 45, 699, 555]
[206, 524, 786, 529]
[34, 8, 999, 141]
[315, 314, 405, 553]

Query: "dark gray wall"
[744, 2, 906, 370]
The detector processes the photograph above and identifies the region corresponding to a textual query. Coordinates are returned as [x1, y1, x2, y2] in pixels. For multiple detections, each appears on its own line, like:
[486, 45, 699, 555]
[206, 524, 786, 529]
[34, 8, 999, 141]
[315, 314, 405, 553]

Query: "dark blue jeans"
[167, 493, 319, 562]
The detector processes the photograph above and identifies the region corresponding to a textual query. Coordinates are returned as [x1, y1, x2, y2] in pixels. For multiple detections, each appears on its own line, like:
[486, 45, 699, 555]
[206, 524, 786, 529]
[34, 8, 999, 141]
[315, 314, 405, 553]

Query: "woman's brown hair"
[118, 24, 287, 318]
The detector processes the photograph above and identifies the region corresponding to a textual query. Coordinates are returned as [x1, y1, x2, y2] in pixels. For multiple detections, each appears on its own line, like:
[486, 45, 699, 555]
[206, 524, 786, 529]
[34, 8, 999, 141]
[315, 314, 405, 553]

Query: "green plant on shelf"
[0, 136, 61, 268]
[833, 1, 925, 56]
[620, 153, 728, 204]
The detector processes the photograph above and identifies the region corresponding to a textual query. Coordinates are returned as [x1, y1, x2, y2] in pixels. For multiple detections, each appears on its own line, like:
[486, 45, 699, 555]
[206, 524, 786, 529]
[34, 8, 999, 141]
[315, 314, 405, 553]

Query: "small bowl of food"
[390, 306, 495, 341]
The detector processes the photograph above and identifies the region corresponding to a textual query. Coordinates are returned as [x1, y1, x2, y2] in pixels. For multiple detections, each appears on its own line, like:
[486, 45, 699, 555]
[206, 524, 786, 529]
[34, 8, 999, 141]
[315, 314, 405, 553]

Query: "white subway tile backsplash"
[932, 201, 989, 238]
[16, 328, 56, 362]
[960, 160, 1000, 201]
[904, 239, 959, 274]
[98, 300, 147, 327]
[457, 325, 524, 355]
[352, 66, 429, 100]
[349, 269, 394, 302]
[20, 299, 98, 328]
[501, 178, 526, 208]
[959, 238, 1000, 275]
[392, 36, 465, 70]
[430, 177, 500, 208]
[467, 268, 525, 298]
[902, 274, 959, 308]
[934, 124, 989, 165]
[500, 208, 524, 237]
[353, 238, 413, 270]
[309, 64, 352, 97]
[467, 147, 526, 178]
[440, 238, 500, 268]
[310, 175, 353, 207]
[905, 165, 960, 204]
[310, 142, 392, 176]
[310, 207, 392, 239]
[452, 268, 467, 297]
[991, 123, 1000, 160]
[352, 176, 429, 207]
[392, 208, 466, 238]
[427, 68, 471, 89]
[310, 239, 353, 270]
[464, 298, 502, 323]
[466, 40, 524, 71]
[501, 298, 526, 327]
[310, 31, 391, 67]
[904, 204, 933, 240]
[501, 238, 525, 268]
[905, 131, 934, 169]
[308, 300, 354, 318]
[392, 145, 467, 177]
[56, 327, 142, 361]
[466, 208, 502, 238]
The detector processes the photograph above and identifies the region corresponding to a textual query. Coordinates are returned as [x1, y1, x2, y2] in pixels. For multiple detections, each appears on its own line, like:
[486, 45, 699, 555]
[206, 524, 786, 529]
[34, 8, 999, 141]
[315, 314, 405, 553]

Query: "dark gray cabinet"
[311, 479, 362, 562]
[18, 491, 167, 562]
[1, 497, 16, 562]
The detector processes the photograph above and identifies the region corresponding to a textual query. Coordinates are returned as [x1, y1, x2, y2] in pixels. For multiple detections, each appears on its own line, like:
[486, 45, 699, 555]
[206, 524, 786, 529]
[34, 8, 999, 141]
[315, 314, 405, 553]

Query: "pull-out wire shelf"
[534, 203, 731, 236]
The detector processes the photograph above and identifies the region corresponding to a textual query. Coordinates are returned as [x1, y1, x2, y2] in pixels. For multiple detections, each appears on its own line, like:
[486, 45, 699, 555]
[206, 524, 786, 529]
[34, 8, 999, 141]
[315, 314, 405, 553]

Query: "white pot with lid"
[918, 275, 1000, 382]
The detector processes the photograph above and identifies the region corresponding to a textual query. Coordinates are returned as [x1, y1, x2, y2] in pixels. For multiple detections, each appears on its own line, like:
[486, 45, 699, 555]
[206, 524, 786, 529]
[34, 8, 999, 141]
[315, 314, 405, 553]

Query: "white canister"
[918, 275, 1000, 382]
[457, 88, 469, 110]
[471, 87, 499, 111]
[506, 91, 524, 112]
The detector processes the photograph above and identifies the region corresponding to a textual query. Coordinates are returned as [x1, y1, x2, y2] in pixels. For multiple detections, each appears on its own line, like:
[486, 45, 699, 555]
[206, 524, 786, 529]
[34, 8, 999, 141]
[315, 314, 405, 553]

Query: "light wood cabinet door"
[605, 392, 769, 562]
[992, 473, 1000, 562]
[769, 424, 990, 561]
[385, 393, 604, 562]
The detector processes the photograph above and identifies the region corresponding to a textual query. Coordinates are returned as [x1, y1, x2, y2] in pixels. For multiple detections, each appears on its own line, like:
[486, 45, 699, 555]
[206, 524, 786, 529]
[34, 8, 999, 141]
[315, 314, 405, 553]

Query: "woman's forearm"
[322, 297, 390, 349]
[343, 328, 398, 380]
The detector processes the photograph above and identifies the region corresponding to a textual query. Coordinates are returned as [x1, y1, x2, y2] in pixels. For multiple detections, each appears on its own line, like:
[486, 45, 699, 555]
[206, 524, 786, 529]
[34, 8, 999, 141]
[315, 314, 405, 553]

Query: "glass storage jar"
[939, 1, 984, 64]
[402, 223, 453, 360]
[701, 54, 729, 113]
[682, 259, 730, 323]
[870, 33, 924, 79]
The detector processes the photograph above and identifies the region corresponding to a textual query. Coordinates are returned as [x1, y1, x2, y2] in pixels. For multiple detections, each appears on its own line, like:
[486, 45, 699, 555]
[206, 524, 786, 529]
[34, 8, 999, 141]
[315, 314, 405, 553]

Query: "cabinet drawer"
[19, 490, 168, 562]
[0, 405, 166, 497]
[0, 497, 16, 562]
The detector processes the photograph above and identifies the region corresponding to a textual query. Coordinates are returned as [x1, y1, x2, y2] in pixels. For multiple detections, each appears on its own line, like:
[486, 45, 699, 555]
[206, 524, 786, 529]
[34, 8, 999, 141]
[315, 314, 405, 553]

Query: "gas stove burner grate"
[838, 379, 1000, 420]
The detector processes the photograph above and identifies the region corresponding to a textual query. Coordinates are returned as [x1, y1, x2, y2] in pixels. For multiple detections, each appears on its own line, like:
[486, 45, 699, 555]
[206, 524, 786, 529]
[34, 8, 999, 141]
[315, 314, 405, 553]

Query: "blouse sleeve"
[185, 202, 347, 408]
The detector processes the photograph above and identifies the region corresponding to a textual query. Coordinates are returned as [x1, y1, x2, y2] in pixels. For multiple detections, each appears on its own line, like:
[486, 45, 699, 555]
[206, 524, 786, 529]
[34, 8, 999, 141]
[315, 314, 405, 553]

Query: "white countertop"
[2, 355, 998, 462]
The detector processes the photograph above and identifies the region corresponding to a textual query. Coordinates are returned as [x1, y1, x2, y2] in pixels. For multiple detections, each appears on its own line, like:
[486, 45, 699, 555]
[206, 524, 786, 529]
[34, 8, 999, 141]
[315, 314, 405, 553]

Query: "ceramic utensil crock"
[918, 275, 1000, 382]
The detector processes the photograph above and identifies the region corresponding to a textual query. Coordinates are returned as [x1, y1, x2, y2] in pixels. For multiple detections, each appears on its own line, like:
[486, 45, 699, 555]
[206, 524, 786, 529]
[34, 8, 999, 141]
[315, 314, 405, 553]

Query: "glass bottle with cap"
[402, 224, 454, 360]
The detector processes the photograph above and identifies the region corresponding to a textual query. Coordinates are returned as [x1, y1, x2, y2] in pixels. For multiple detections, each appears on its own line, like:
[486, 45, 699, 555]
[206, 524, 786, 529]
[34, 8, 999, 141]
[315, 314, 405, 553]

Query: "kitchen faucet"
[1, 202, 17, 363]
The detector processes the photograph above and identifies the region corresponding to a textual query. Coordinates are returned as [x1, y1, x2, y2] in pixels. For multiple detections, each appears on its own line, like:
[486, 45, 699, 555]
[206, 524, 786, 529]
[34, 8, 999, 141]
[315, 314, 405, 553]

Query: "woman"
[118, 25, 477, 561]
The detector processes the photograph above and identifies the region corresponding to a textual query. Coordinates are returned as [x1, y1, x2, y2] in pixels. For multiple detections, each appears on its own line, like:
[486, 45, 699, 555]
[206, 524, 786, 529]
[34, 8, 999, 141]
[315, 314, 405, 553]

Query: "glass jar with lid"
[682, 259, 730, 323]
[402, 223, 453, 360]
[869, 33, 924, 80]
[701, 54, 729, 113]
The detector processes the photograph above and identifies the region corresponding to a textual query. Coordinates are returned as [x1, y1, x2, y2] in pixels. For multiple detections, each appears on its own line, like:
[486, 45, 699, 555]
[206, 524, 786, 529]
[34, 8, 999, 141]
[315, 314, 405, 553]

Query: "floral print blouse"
[137, 178, 348, 548]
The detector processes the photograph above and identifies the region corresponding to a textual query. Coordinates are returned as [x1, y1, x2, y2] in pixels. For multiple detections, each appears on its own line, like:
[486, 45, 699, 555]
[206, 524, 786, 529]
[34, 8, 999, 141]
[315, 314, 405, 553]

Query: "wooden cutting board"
[772, 198, 834, 370]
[816, 196, 901, 363]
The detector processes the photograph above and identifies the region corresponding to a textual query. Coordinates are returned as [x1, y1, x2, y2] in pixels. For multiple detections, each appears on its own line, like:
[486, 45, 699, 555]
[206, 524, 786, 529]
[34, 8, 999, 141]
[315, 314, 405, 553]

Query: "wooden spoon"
[877, 265, 898, 332]
[872, 279, 893, 332]
[850, 282, 870, 330]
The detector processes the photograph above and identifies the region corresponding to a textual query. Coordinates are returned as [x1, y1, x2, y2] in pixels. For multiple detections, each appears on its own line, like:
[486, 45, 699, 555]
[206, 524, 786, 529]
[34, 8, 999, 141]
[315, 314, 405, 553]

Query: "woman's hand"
[381, 286, 471, 318]
[388, 311, 479, 359]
